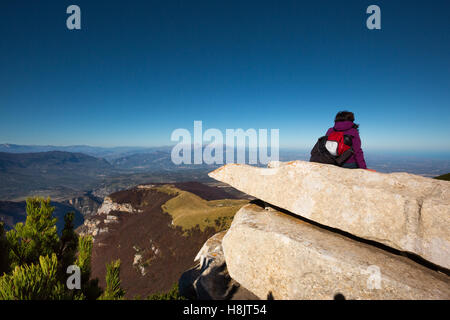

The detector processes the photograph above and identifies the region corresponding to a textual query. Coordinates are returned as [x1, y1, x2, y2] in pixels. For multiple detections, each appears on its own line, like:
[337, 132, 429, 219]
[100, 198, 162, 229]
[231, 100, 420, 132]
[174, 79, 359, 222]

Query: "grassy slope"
[154, 185, 248, 233]
[434, 173, 450, 181]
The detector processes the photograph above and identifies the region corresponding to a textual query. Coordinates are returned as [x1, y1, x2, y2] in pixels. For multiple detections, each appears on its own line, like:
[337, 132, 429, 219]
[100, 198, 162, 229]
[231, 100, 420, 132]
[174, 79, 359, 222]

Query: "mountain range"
[0, 151, 114, 200]
[0, 143, 163, 161]
[0, 143, 449, 202]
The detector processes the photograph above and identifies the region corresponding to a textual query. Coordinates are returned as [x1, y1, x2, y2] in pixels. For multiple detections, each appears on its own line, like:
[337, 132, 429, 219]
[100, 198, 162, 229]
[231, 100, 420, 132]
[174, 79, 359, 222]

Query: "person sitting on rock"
[326, 111, 367, 169]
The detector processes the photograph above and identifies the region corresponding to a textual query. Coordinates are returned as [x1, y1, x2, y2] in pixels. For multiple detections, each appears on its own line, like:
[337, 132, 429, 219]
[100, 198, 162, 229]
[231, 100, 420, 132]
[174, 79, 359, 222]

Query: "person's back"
[325, 111, 367, 169]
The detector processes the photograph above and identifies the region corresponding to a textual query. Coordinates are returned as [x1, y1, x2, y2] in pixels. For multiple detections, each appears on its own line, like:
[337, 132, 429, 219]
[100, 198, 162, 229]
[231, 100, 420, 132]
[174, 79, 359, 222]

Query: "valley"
[0, 144, 448, 242]
[78, 182, 250, 298]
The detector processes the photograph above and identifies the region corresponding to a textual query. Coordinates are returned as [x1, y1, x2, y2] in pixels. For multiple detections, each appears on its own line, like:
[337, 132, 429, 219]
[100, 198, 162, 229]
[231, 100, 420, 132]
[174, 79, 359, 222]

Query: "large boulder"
[222, 204, 450, 300]
[209, 161, 450, 269]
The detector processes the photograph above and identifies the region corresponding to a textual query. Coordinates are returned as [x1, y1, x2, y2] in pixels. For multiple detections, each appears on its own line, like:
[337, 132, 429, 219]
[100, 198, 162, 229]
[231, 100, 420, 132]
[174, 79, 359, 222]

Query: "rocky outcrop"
[65, 192, 102, 218]
[222, 204, 450, 300]
[179, 231, 259, 300]
[97, 196, 142, 215]
[77, 196, 141, 239]
[209, 161, 450, 269]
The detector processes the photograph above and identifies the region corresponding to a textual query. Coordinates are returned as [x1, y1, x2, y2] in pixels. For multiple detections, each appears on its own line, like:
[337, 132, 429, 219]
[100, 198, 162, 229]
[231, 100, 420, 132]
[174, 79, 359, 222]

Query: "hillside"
[435, 173, 450, 181]
[0, 151, 114, 200]
[153, 184, 248, 232]
[78, 182, 249, 298]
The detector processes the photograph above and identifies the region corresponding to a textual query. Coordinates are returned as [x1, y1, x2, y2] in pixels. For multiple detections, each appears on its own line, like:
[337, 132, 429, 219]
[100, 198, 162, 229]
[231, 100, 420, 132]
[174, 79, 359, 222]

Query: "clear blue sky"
[1, 0, 449, 152]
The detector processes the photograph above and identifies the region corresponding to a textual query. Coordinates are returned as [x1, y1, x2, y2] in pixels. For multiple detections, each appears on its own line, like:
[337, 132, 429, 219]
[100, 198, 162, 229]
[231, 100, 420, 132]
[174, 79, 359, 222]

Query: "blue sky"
[0, 0, 449, 152]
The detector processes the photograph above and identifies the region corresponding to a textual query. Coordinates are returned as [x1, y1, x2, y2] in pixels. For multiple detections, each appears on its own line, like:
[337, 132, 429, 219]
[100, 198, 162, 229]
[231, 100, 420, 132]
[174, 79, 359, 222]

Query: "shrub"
[147, 283, 185, 300]
[99, 259, 125, 300]
[0, 254, 66, 300]
[0, 197, 122, 300]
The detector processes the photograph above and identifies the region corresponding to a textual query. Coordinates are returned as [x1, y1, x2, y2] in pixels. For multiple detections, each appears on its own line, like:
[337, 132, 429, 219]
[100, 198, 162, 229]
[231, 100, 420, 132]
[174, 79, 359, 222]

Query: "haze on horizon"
[1, 0, 449, 155]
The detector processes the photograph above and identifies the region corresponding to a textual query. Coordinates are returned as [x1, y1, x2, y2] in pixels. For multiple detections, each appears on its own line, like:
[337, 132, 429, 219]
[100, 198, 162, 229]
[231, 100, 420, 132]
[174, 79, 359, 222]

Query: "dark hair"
[335, 111, 359, 130]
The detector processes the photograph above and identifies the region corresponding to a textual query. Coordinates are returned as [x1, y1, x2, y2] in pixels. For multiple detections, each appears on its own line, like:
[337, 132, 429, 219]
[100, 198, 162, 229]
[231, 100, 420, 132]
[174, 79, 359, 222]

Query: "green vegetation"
[99, 260, 125, 300]
[0, 223, 10, 275]
[155, 185, 248, 233]
[0, 254, 65, 300]
[434, 173, 450, 181]
[0, 197, 123, 300]
[6, 198, 60, 269]
[146, 283, 185, 300]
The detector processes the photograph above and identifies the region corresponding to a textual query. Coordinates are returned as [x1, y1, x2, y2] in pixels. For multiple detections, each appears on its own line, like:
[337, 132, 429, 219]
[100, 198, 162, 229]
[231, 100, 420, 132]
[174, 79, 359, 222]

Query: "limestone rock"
[209, 161, 450, 269]
[78, 218, 100, 237]
[194, 231, 227, 271]
[79, 197, 142, 239]
[97, 196, 141, 215]
[179, 231, 259, 300]
[222, 204, 450, 300]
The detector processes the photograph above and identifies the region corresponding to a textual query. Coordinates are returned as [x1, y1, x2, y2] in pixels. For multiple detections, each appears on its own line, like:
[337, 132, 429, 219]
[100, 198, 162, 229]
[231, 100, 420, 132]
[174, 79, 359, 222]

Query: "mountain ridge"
[78, 182, 249, 298]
